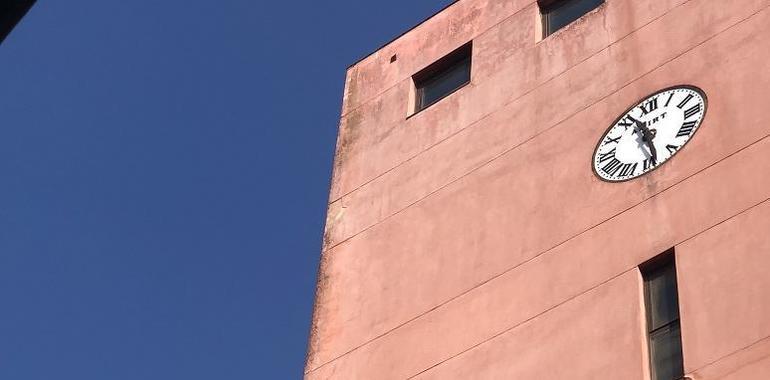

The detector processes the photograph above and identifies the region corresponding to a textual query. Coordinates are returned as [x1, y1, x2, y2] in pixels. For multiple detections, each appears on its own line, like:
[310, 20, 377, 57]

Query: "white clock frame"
[592, 85, 708, 182]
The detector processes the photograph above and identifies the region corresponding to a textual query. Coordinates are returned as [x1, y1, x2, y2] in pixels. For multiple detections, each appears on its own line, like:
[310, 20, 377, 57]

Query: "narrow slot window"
[412, 42, 472, 113]
[539, 0, 604, 37]
[641, 250, 685, 380]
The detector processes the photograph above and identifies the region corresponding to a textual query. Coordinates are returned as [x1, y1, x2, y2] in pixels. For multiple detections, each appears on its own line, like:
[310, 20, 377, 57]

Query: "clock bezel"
[592, 84, 709, 183]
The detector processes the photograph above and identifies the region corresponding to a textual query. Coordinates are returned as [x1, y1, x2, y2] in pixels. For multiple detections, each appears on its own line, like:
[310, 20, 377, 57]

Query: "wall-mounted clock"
[592, 85, 707, 182]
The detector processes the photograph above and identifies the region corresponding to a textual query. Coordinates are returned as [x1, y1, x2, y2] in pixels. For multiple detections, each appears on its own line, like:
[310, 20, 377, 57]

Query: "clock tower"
[307, 1, 770, 379]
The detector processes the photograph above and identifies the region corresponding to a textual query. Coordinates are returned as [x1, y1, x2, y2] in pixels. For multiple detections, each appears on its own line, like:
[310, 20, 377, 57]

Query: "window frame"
[410, 42, 472, 115]
[640, 249, 686, 380]
[539, 0, 605, 38]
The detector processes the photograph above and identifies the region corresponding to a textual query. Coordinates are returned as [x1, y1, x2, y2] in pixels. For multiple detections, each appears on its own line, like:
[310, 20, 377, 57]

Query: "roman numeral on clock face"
[619, 162, 638, 177]
[677, 93, 694, 109]
[666, 144, 679, 154]
[683, 103, 701, 120]
[617, 118, 633, 129]
[665, 92, 675, 107]
[677, 121, 697, 137]
[598, 147, 616, 163]
[603, 135, 621, 145]
[602, 158, 623, 177]
[639, 97, 659, 115]
[643, 157, 656, 171]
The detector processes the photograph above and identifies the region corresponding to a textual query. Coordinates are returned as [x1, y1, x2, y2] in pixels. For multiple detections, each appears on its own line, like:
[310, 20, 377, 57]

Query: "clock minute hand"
[627, 114, 658, 163]
[646, 134, 658, 164]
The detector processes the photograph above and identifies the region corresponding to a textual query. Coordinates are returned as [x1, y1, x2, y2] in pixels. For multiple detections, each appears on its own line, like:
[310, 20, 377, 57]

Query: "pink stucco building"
[306, 0, 770, 378]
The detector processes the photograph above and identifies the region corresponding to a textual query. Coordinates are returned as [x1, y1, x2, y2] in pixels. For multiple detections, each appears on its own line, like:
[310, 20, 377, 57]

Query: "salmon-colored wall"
[308, 0, 770, 378]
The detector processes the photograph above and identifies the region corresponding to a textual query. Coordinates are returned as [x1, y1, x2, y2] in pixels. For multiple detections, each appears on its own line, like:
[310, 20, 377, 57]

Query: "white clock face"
[593, 86, 707, 182]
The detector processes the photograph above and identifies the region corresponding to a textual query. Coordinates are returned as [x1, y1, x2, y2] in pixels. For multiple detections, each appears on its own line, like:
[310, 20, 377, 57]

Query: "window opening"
[412, 42, 472, 113]
[540, 0, 604, 37]
[640, 250, 685, 380]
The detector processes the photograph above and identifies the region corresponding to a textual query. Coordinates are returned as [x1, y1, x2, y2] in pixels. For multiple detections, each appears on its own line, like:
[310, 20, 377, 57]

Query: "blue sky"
[0, 1, 451, 378]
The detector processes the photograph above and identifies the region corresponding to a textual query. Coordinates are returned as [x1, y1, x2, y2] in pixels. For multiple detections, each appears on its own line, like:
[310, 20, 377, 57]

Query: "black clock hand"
[647, 135, 658, 164]
[627, 114, 658, 163]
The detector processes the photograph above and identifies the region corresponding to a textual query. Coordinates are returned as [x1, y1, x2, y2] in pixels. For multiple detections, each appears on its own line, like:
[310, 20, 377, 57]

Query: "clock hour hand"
[627, 114, 658, 163]
[647, 136, 658, 164]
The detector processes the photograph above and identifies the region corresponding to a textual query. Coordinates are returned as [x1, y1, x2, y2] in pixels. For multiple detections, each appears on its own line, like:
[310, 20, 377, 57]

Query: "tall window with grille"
[641, 250, 685, 380]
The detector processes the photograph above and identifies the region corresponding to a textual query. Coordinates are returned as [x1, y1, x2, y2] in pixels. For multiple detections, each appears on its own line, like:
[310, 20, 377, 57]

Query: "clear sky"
[0, 1, 451, 379]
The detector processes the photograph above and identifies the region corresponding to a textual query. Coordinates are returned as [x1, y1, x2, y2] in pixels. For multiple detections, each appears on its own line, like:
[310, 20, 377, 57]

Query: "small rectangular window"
[539, 0, 604, 37]
[641, 250, 685, 380]
[412, 42, 472, 113]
